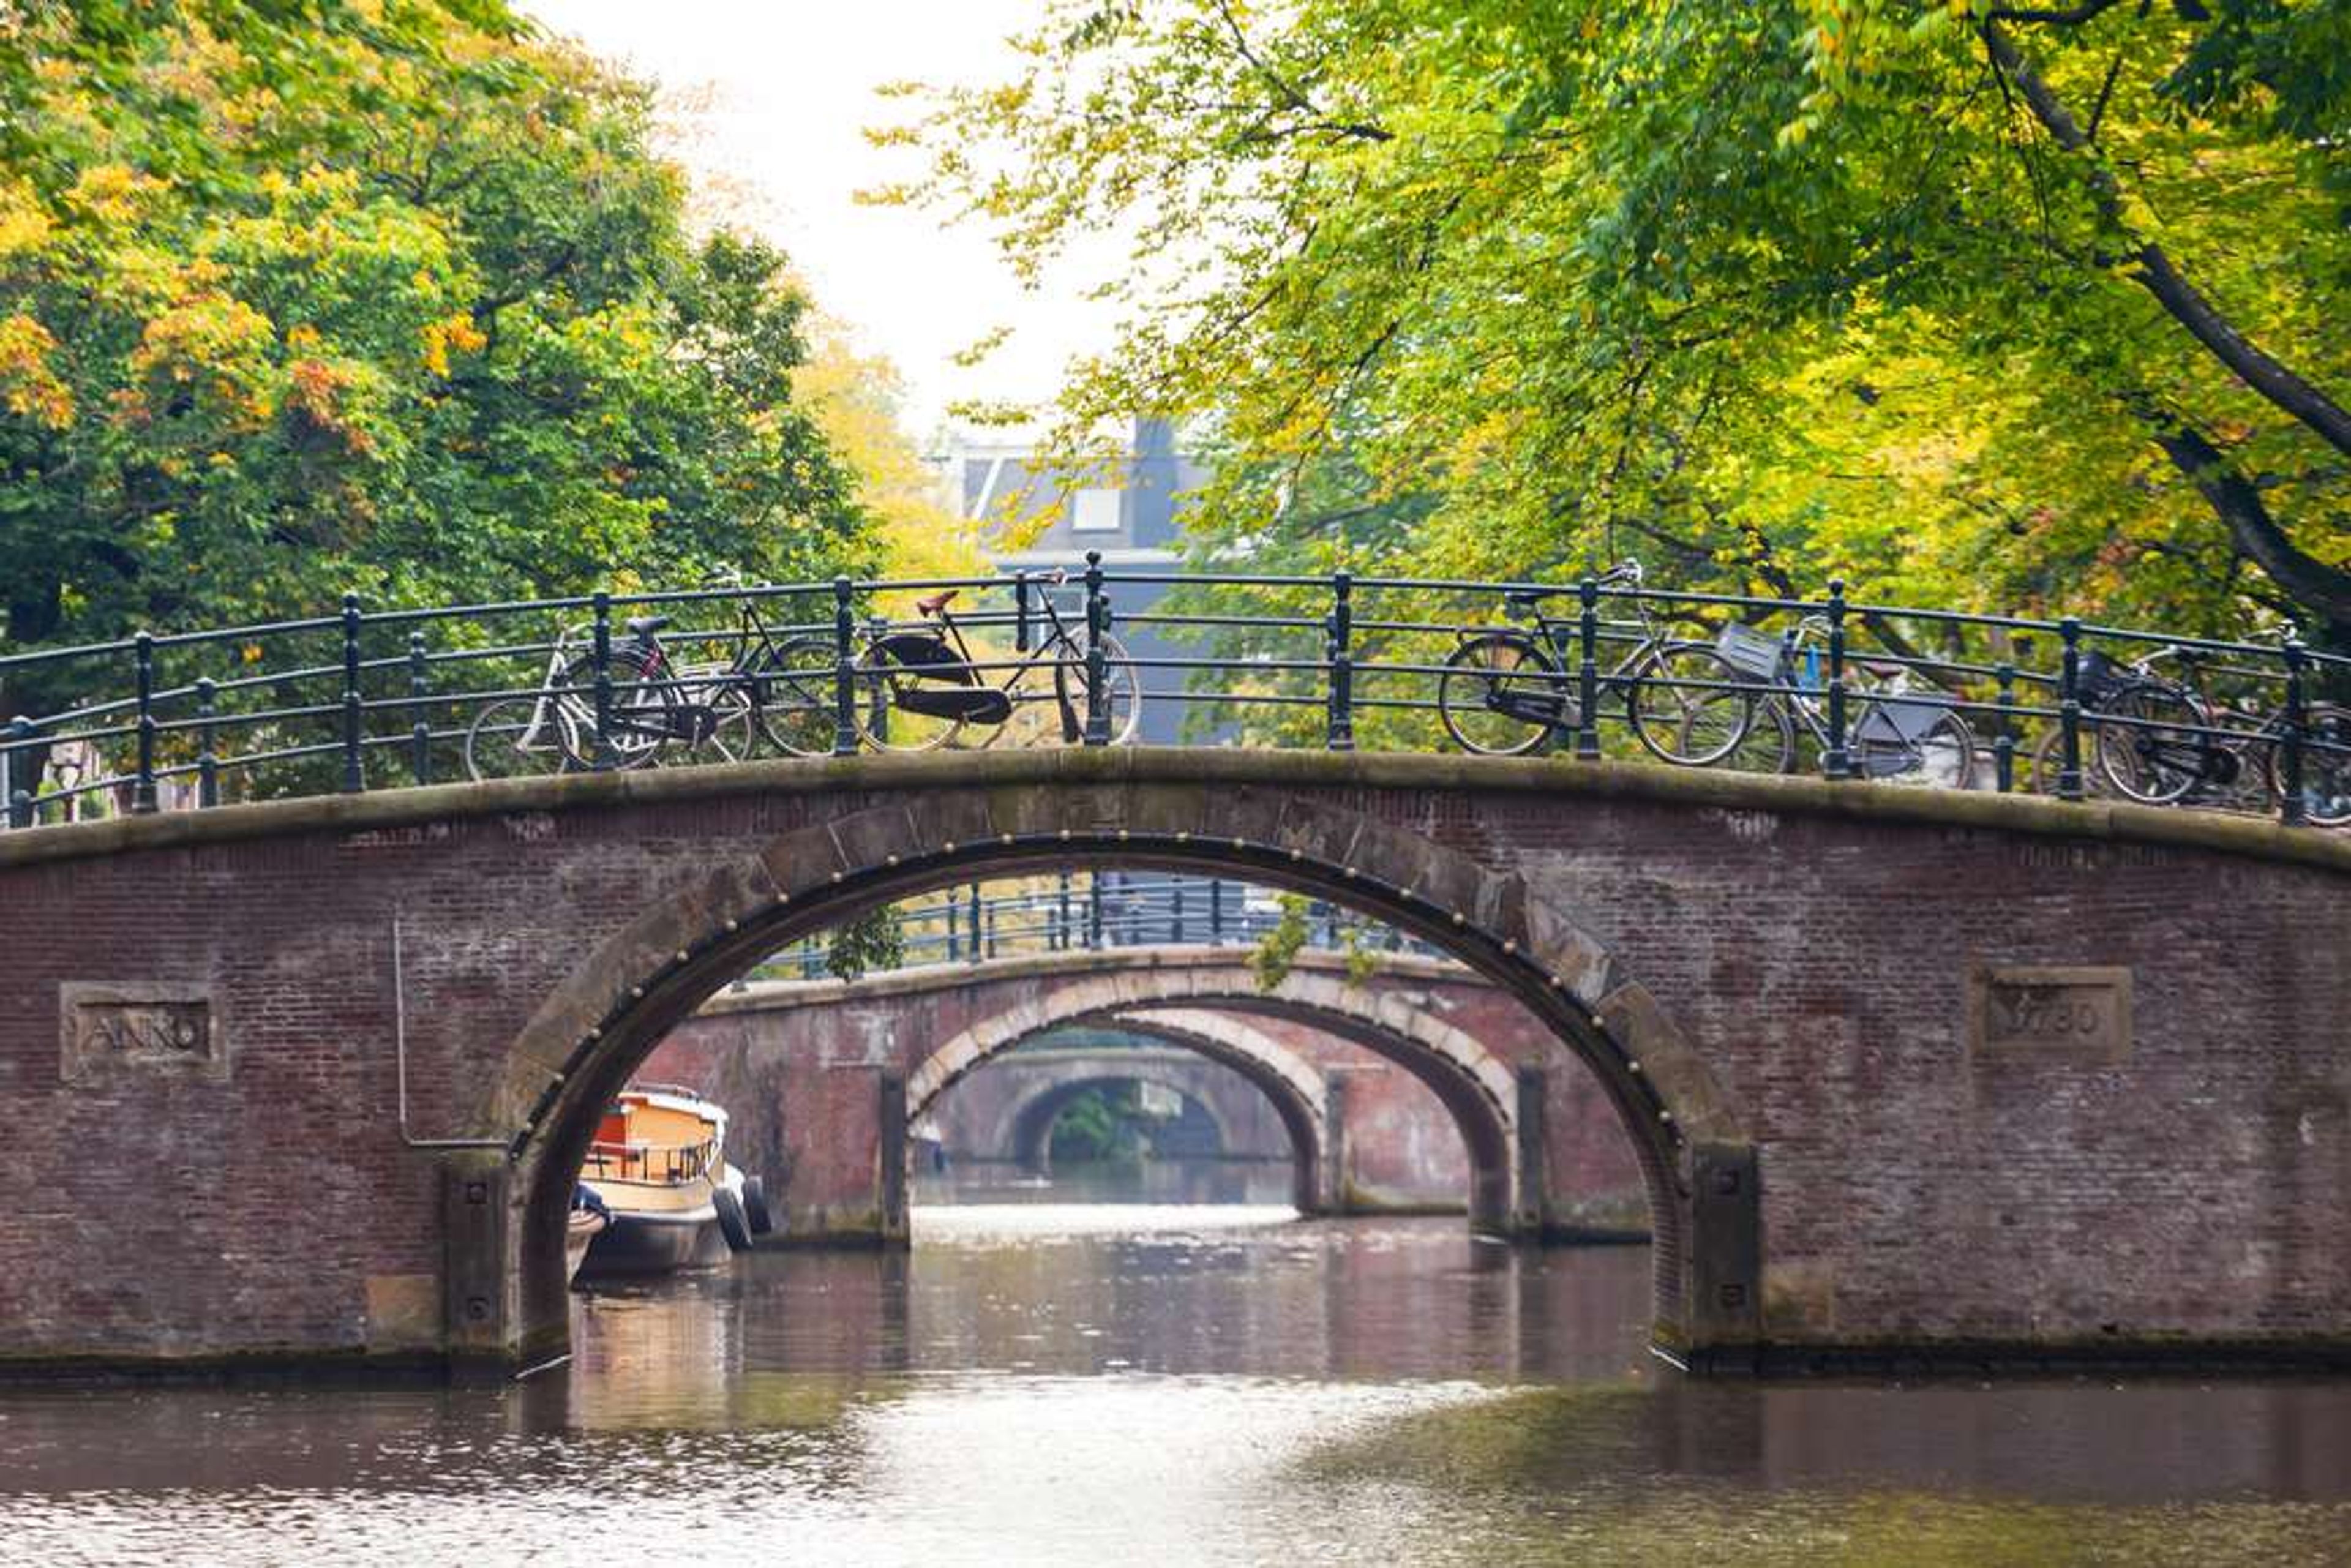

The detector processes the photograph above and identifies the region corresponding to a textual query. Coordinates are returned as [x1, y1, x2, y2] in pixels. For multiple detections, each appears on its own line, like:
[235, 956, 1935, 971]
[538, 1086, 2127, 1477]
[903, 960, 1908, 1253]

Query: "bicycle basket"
[1714, 622, 1785, 681]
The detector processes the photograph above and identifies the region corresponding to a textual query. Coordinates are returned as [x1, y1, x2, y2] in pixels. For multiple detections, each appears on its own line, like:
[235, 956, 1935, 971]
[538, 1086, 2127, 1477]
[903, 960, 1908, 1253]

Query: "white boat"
[575, 1086, 770, 1278]
[566, 1199, 610, 1285]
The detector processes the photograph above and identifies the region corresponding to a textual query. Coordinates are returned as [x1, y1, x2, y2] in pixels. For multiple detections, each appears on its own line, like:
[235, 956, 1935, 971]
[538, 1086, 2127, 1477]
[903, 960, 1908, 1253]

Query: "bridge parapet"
[4, 566, 2342, 833]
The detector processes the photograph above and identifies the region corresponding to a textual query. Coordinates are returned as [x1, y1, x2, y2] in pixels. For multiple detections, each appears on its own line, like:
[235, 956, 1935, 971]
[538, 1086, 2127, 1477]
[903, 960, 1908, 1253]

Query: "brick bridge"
[2, 749, 2345, 1376]
[640, 947, 1627, 1236]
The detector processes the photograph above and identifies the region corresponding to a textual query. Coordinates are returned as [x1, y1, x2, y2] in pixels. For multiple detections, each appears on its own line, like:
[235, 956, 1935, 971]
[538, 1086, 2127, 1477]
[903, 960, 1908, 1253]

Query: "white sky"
[524, 0, 1112, 443]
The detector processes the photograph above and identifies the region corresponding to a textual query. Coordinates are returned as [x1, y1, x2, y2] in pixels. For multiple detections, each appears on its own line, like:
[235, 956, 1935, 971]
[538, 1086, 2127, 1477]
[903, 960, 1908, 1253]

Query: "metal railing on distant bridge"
[752, 872, 1439, 981]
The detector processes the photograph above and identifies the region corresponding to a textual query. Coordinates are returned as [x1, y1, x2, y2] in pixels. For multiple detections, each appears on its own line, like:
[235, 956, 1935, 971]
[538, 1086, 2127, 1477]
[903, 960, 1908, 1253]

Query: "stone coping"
[2, 746, 2344, 877]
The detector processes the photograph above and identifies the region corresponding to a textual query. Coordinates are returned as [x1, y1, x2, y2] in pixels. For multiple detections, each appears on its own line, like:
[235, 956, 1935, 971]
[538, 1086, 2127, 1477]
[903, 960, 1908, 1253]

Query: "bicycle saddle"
[915, 589, 959, 615]
[1506, 585, 1578, 607]
[624, 615, 670, 636]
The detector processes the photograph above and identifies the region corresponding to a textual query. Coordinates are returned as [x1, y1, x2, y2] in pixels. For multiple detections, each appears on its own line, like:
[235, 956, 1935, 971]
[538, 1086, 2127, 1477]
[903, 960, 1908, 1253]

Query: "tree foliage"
[0, 0, 869, 715]
[890, 0, 2351, 645]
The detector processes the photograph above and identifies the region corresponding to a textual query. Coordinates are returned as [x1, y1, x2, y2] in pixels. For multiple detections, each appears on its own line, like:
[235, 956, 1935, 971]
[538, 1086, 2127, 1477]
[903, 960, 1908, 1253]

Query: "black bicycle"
[853, 571, 1139, 751]
[1437, 560, 1753, 763]
[463, 592, 838, 779]
[2037, 645, 2351, 824]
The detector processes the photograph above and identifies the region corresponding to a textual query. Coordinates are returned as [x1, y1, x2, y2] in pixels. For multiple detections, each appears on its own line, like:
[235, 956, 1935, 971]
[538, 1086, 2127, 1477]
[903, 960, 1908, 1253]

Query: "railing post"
[2057, 616, 2084, 803]
[946, 893, 960, 963]
[132, 631, 160, 813]
[2280, 637, 2309, 828]
[1209, 878, 1224, 943]
[1056, 870, 1071, 952]
[968, 882, 983, 962]
[339, 595, 365, 795]
[1993, 661, 2015, 795]
[1082, 550, 1109, 746]
[831, 578, 859, 756]
[591, 591, 615, 771]
[1088, 872, 1104, 950]
[1576, 577, 1602, 760]
[1014, 573, 1032, 655]
[1325, 571, 1354, 752]
[1171, 879, 1185, 945]
[195, 678, 219, 809]
[1822, 580, 1850, 781]
[408, 631, 432, 787]
[4, 715, 33, 827]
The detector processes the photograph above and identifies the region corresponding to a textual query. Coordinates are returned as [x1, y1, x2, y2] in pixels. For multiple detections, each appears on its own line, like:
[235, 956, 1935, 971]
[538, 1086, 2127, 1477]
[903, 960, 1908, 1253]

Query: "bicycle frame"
[893, 583, 1089, 714]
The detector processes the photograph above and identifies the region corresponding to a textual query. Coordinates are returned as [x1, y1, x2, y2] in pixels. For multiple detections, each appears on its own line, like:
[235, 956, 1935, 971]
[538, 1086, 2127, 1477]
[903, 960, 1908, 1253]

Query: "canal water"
[4, 1183, 2349, 1564]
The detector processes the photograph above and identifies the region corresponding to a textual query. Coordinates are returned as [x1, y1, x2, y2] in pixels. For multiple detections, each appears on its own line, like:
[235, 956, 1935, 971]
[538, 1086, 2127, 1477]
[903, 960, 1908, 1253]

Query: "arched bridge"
[642, 947, 1592, 1234]
[1, 748, 2345, 1376]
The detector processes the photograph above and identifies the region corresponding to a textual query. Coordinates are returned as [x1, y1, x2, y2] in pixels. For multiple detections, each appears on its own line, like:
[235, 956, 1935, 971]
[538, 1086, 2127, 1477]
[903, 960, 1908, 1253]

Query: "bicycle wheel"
[1684, 692, 1796, 774]
[853, 640, 966, 752]
[697, 684, 759, 763]
[557, 653, 675, 770]
[2094, 681, 2206, 805]
[464, 696, 577, 782]
[1855, 705, 1979, 788]
[1439, 634, 1561, 756]
[2270, 702, 2351, 826]
[747, 636, 843, 757]
[1626, 643, 1753, 766]
[1049, 632, 1142, 746]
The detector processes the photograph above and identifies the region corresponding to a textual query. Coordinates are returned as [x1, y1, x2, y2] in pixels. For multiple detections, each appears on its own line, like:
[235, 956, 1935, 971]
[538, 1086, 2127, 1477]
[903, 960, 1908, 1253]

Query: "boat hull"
[576, 1206, 727, 1278]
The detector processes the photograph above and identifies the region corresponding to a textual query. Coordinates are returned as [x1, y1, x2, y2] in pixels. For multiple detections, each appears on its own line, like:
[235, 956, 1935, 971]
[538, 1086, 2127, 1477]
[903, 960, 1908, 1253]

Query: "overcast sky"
[525, 0, 1110, 441]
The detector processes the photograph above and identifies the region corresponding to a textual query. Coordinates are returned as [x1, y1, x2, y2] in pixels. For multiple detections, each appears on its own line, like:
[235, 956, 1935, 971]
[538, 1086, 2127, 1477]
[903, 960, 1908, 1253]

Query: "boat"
[574, 1085, 770, 1278]
[566, 1186, 610, 1285]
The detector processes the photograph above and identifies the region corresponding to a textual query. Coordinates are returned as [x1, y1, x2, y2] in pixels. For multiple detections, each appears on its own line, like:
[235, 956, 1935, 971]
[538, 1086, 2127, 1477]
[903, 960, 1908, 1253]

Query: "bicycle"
[1691, 614, 1981, 788]
[852, 569, 1140, 752]
[1436, 561, 1756, 763]
[463, 593, 839, 780]
[2044, 646, 2351, 824]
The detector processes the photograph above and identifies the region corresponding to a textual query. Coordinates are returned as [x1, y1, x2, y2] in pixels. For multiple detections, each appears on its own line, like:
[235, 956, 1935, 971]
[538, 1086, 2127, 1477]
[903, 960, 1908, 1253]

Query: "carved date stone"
[1968, 966, 2132, 1064]
[60, 983, 225, 1083]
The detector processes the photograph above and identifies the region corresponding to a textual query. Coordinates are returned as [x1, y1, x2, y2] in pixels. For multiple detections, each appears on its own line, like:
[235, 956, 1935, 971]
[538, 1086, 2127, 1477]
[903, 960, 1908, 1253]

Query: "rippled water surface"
[4, 1199, 2349, 1565]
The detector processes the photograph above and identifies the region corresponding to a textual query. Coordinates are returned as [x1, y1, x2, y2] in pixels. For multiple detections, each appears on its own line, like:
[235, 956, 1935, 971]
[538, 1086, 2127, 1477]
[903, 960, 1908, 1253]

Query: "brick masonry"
[0, 748, 2342, 1373]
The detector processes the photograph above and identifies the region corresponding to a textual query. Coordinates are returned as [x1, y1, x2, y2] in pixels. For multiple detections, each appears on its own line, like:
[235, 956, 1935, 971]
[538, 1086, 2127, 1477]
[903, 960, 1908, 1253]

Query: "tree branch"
[1984, 21, 2351, 460]
[1213, 1, 1390, 144]
[1985, 1, 2124, 23]
[2131, 400, 2351, 635]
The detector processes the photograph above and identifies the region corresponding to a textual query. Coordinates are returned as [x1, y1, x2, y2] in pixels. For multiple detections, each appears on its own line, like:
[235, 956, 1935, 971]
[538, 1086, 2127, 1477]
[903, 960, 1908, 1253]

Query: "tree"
[888, 0, 2350, 645]
[0, 1, 870, 727]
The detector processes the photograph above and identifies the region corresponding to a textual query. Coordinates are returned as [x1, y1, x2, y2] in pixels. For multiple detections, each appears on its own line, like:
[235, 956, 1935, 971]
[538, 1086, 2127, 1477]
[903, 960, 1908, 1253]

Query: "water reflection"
[1, 1208, 2347, 1565]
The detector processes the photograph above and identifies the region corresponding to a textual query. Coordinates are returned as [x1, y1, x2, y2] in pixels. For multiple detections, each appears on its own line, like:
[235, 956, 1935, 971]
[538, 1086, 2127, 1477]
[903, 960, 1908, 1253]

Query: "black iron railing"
[1, 555, 2344, 830]
[748, 873, 1438, 980]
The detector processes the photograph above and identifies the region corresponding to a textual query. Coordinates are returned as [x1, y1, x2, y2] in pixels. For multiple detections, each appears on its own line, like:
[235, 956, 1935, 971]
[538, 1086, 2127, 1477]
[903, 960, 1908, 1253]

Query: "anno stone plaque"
[60, 983, 225, 1083]
[1968, 966, 2132, 1063]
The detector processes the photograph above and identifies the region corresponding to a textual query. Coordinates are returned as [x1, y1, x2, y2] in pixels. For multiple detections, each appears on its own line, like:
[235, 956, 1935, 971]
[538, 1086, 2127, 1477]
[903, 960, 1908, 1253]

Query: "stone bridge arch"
[500, 763, 1728, 1369]
[902, 962, 1527, 1231]
[920, 1013, 1332, 1211]
[13, 749, 2332, 1376]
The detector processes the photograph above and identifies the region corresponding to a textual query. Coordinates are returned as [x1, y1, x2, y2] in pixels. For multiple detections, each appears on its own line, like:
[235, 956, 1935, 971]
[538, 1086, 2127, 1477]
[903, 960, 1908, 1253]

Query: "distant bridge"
[644, 947, 1633, 1235]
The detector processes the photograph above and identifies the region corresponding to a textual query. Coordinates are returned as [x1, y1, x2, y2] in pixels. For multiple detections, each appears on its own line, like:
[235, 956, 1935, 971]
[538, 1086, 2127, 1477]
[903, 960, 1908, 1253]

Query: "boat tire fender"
[741, 1175, 774, 1236]
[714, 1186, 755, 1253]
